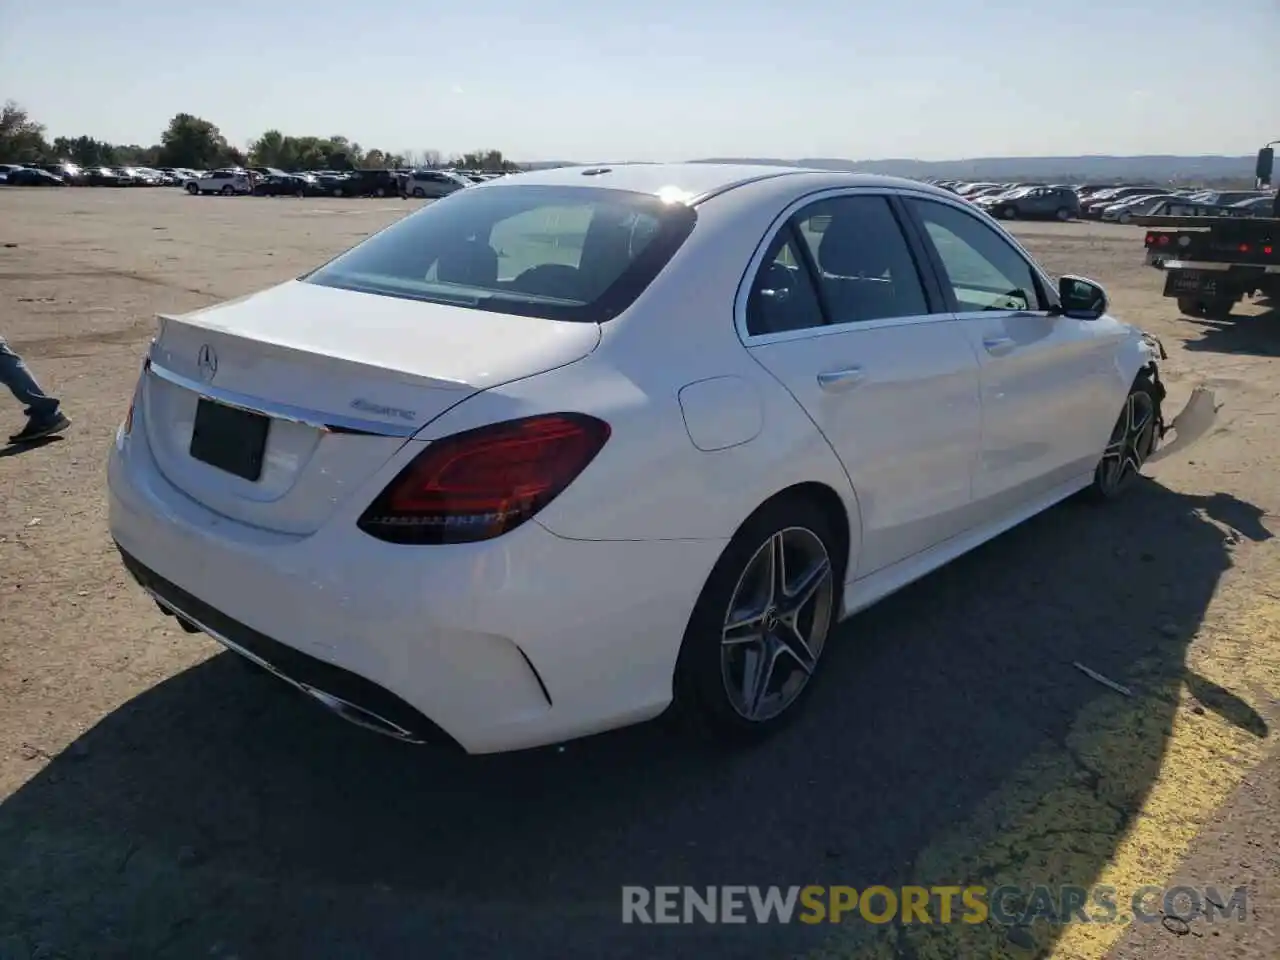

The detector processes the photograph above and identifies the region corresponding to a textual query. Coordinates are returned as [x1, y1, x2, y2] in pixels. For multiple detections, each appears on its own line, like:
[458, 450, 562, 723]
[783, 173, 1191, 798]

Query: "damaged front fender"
[1131, 326, 1218, 465]
[1139, 331, 1168, 362]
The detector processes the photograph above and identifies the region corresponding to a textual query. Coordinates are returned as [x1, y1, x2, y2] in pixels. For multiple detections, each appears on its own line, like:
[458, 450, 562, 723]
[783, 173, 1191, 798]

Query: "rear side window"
[791, 196, 929, 323]
[304, 185, 696, 322]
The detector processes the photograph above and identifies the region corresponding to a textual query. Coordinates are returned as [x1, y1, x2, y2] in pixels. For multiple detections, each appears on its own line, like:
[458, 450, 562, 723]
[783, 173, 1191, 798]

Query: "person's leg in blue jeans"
[0, 337, 71, 443]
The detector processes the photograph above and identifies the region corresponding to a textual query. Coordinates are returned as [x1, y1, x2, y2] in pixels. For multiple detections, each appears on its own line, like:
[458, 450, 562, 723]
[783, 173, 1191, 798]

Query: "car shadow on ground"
[1178, 303, 1280, 356]
[0, 482, 1271, 960]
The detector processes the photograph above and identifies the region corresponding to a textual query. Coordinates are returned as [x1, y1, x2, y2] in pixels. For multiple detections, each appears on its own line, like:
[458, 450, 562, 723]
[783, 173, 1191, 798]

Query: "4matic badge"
[350, 398, 418, 421]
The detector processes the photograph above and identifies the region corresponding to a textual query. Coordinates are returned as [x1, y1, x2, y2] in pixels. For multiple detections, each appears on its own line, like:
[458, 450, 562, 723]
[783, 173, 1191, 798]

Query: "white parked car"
[403, 169, 471, 198]
[184, 168, 251, 195]
[1101, 193, 1174, 223]
[107, 164, 1215, 755]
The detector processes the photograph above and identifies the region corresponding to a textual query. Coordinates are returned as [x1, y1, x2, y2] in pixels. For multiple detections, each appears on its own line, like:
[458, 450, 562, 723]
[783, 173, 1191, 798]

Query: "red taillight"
[1265, 246, 1274, 256]
[358, 414, 611, 544]
[1158, 235, 1171, 246]
[1239, 243, 1250, 254]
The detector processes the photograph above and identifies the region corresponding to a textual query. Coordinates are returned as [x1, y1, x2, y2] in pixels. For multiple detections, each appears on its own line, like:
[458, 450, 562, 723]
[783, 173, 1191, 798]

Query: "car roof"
[495, 162, 954, 204]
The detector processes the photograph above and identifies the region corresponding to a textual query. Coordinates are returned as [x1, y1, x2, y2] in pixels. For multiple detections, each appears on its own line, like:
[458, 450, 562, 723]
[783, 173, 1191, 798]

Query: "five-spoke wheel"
[1089, 373, 1160, 500]
[720, 526, 834, 722]
[674, 497, 839, 739]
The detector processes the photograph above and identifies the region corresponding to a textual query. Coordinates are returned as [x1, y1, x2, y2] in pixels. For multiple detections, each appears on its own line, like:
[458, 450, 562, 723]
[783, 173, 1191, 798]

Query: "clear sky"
[2, 0, 1274, 163]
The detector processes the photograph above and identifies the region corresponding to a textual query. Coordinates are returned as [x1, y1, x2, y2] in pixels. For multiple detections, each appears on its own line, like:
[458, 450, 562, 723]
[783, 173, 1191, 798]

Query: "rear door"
[740, 191, 983, 578]
[1023, 188, 1052, 217]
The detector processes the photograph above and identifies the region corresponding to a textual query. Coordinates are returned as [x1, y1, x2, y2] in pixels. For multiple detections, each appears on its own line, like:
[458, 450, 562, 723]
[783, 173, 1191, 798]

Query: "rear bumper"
[117, 547, 462, 746]
[107, 411, 725, 754]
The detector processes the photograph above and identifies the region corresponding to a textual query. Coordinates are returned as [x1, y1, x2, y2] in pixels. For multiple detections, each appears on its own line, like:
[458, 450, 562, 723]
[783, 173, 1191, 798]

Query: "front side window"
[907, 199, 1045, 313]
[304, 184, 697, 323]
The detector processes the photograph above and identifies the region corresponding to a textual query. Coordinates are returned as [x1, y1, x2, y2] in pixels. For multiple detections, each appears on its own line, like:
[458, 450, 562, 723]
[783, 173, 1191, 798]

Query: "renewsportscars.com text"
[620, 884, 1248, 926]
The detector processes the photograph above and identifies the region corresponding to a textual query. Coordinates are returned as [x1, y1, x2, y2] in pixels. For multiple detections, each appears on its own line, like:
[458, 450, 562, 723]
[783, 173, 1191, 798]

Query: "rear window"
[304, 184, 697, 322]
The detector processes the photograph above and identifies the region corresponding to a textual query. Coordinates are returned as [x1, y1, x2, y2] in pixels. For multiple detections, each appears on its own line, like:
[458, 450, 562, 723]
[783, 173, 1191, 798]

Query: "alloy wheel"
[1099, 391, 1155, 493]
[720, 527, 834, 722]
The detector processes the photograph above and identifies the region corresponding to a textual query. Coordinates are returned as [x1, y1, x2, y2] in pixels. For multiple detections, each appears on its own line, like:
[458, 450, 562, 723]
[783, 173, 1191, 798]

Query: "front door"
[903, 196, 1119, 516]
[740, 192, 983, 579]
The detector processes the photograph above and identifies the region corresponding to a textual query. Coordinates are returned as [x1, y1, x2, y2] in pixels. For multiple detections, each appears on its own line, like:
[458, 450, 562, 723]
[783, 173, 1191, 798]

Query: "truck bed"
[1130, 214, 1279, 229]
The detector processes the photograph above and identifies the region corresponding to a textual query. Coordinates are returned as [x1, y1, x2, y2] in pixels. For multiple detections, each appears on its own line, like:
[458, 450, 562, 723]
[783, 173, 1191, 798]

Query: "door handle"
[817, 366, 866, 392]
[983, 336, 1016, 357]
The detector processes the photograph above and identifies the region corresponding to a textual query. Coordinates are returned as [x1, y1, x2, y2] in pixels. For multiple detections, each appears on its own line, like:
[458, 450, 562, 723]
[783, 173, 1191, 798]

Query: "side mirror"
[1256, 147, 1274, 185]
[1058, 275, 1108, 320]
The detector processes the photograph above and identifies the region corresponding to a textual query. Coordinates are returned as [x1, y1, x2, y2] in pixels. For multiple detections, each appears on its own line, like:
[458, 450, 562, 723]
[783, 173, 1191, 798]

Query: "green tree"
[453, 149, 517, 172]
[157, 113, 232, 168]
[59, 135, 116, 167]
[249, 129, 288, 167]
[0, 100, 49, 162]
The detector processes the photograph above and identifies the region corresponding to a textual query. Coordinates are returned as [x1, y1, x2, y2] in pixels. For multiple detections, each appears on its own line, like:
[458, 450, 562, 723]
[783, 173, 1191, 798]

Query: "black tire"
[412, 187, 425, 198]
[185, 182, 199, 195]
[1085, 371, 1161, 502]
[220, 185, 234, 196]
[375, 186, 386, 197]
[1000, 206, 1017, 220]
[1203, 296, 1235, 322]
[1055, 207, 1071, 221]
[671, 496, 842, 742]
[1176, 295, 1203, 318]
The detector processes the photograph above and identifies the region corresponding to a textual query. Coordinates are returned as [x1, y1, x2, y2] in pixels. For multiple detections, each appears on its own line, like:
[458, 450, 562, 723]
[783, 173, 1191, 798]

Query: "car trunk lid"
[141, 280, 600, 535]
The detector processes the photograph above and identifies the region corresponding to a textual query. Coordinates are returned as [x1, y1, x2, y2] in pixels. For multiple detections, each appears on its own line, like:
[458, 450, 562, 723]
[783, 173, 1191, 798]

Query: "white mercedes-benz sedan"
[108, 163, 1213, 754]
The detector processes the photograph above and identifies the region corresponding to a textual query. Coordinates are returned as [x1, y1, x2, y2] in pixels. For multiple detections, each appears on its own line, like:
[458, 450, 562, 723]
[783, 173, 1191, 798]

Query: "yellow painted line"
[808, 596, 1280, 959]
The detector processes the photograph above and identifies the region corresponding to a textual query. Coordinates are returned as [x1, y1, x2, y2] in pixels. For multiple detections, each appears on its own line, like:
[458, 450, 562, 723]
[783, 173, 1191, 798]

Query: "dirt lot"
[0, 188, 1277, 960]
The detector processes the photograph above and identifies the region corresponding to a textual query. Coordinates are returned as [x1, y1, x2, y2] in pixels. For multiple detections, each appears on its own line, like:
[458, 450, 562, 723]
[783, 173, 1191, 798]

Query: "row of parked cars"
[926, 178, 1273, 223]
[0, 162, 194, 186]
[192, 167, 500, 199]
[0, 160, 508, 198]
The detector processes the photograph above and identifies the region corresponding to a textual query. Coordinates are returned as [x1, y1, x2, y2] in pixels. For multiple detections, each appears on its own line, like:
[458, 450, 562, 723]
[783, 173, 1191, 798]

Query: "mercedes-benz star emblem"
[196, 344, 218, 382]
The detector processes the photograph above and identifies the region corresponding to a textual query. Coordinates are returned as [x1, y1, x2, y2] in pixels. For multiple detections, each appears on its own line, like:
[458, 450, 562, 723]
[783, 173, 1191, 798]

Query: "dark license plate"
[1164, 270, 1218, 298]
[189, 398, 270, 482]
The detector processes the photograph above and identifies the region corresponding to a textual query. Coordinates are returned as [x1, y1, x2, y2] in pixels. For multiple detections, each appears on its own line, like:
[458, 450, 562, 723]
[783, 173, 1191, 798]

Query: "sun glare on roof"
[656, 185, 694, 205]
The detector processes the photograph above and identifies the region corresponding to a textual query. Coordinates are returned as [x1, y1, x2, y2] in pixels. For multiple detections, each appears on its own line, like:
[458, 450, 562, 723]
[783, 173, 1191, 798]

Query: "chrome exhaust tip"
[300, 687, 422, 743]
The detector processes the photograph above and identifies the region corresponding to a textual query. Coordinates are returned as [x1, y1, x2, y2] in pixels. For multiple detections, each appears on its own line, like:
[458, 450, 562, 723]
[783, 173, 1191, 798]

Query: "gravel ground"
[0, 188, 1277, 960]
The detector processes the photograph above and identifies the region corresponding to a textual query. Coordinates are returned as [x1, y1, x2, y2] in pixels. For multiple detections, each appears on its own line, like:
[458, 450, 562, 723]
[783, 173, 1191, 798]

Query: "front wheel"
[1086, 373, 1160, 501]
[1117, 211, 1132, 224]
[672, 498, 840, 741]
[220, 185, 234, 196]
[1055, 206, 1071, 221]
[1000, 206, 1017, 220]
[186, 182, 199, 195]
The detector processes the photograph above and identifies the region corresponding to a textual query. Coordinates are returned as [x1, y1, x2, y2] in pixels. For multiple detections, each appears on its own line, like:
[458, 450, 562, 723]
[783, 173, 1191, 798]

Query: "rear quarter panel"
[412, 178, 863, 551]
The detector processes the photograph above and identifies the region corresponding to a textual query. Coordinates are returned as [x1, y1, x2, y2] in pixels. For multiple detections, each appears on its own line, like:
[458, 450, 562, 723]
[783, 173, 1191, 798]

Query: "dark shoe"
[8, 412, 71, 444]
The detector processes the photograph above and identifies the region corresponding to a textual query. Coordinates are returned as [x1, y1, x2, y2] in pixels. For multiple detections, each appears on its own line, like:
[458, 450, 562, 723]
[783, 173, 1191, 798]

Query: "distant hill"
[520, 155, 1257, 184]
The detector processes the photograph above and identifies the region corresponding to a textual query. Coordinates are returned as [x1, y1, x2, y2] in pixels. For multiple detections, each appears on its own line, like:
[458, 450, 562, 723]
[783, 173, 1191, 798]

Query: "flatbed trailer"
[1137, 144, 1280, 320]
